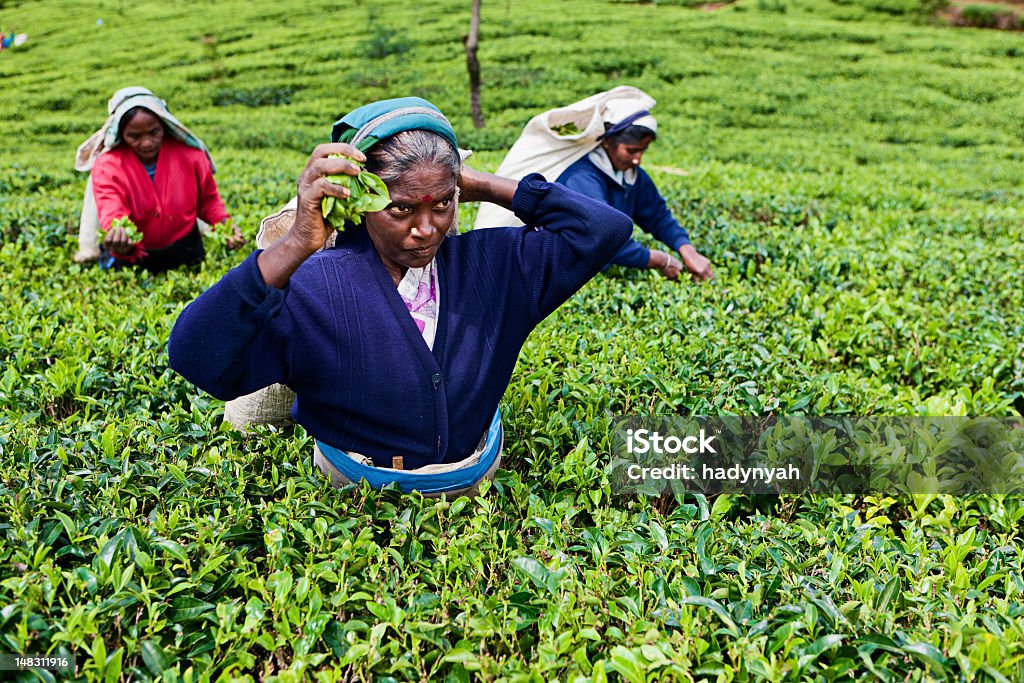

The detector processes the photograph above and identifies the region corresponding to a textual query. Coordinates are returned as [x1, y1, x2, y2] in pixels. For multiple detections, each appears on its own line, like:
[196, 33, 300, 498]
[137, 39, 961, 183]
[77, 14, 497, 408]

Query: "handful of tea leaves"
[551, 122, 583, 136]
[98, 216, 143, 245]
[321, 156, 391, 228]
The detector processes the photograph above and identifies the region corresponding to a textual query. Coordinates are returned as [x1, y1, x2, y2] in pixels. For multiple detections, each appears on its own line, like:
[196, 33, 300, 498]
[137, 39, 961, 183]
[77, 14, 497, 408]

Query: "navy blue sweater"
[557, 155, 690, 269]
[168, 175, 631, 468]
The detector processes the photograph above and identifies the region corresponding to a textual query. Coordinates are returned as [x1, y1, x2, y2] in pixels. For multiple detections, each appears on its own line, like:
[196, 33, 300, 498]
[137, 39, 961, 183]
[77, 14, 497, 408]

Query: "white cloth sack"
[223, 382, 296, 430]
[473, 85, 655, 229]
[74, 176, 101, 263]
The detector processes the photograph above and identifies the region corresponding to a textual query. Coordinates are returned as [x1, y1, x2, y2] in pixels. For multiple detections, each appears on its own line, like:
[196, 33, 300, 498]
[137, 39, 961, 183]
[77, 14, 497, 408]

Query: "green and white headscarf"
[75, 86, 215, 172]
[330, 96, 459, 154]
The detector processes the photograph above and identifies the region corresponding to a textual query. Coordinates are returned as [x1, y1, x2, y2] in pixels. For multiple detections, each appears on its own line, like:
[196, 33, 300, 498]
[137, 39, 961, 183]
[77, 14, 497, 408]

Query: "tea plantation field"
[1, 0, 1023, 680]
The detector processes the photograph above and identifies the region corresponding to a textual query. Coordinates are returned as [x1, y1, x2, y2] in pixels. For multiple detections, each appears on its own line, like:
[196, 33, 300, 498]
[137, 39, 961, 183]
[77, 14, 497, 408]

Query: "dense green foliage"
[956, 3, 1021, 30]
[1, 0, 1022, 680]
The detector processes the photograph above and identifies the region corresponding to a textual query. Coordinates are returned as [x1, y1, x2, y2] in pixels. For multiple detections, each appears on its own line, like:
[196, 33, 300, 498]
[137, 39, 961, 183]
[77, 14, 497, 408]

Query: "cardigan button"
[431, 373, 441, 386]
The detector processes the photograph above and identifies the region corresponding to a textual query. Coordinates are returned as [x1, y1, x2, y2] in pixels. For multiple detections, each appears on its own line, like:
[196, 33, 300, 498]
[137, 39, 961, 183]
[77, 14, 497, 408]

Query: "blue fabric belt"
[315, 409, 502, 494]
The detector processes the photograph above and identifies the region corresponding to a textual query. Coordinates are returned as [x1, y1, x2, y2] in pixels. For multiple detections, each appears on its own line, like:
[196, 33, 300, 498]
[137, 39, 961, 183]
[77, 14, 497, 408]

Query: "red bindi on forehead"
[421, 194, 433, 203]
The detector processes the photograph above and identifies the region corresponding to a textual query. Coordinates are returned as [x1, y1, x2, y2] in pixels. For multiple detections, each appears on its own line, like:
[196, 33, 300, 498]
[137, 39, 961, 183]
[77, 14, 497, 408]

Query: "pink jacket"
[91, 137, 230, 252]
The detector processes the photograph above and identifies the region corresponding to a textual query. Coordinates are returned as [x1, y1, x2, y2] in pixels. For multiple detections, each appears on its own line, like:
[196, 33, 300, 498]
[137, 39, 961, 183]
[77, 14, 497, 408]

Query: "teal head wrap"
[330, 97, 458, 154]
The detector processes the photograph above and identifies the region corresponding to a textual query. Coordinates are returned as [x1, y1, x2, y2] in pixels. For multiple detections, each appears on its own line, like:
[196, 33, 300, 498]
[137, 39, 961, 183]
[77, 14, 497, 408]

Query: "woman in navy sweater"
[557, 100, 714, 282]
[168, 98, 631, 496]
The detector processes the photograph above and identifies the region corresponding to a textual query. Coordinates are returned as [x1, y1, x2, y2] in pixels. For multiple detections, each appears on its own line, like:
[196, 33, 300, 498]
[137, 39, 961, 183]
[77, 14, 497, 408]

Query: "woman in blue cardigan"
[168, 98, 631, 496]
[557, 100, 713, 282]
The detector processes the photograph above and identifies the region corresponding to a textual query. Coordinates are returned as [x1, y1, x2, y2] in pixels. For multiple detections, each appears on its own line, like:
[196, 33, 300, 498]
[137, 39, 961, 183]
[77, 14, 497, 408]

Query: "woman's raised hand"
[457, 165, 518, 210]
[257, 143, 366, 289]
[290, 143, 366, 255]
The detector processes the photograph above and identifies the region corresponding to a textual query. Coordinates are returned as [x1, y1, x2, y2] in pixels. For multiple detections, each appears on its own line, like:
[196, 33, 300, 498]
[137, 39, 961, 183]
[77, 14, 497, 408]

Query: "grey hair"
[365, 129, 461, 186]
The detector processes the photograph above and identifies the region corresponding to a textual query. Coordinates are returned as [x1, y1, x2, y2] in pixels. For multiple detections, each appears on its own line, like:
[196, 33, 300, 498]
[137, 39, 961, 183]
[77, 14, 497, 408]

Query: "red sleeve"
[91, 155, 146, 262]
[195, 155, 231, 227]
[91, 156, 131, 231]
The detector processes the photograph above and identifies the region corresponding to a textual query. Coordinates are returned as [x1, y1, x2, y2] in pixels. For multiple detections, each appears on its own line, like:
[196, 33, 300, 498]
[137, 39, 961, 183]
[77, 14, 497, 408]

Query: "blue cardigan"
[168, 175, 632, 469]
[557, 155, 690, 269]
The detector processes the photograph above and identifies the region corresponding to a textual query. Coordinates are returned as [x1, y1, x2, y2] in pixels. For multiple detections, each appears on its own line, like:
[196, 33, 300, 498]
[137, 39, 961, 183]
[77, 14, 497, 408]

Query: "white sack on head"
[74, 86, 215, 173]
[602, 98, 657, 133]
[473, 85, 655, 230]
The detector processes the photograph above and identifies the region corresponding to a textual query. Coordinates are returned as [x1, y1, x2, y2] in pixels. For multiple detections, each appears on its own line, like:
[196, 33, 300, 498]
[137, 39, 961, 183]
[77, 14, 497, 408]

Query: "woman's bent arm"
[458, 166, 518, 208]
[257, 143, 364, 288]
[170, 143, 365, 396]
[195, 155, 232, 227]
[510, 175, 633, 322]
[168, 251, 295, 400]
[90, 159, 131, 231]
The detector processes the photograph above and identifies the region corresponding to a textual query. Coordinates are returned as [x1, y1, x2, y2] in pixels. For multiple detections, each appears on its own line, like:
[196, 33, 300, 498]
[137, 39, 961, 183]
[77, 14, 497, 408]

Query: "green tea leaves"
[98, 216, 143, 245]
[320, 157, 391, 228]
[550, 122, 582, 136]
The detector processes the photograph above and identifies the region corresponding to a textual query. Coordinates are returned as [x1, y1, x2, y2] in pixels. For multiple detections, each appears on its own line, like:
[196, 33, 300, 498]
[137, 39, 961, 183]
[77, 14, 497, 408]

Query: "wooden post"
[464, 0, 485, 129]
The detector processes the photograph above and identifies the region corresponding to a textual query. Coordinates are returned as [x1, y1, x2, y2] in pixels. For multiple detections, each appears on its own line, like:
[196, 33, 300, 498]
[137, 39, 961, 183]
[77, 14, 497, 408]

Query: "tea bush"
[1, 0, 1022, 680]
[958, 3, 1021, 29]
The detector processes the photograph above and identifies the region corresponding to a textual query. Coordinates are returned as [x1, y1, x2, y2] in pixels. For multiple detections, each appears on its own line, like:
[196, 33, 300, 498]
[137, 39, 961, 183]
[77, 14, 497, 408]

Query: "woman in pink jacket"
[77, 87, 244, 272]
